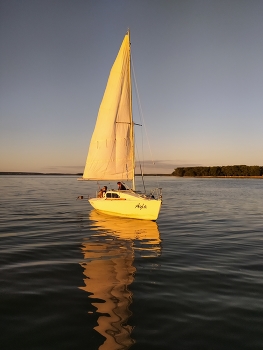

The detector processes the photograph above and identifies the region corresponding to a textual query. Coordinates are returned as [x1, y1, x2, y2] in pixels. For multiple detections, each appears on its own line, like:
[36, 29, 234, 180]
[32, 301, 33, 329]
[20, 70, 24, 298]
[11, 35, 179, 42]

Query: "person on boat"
[117, 182, 126, 190]
[98, 186, 107, 198]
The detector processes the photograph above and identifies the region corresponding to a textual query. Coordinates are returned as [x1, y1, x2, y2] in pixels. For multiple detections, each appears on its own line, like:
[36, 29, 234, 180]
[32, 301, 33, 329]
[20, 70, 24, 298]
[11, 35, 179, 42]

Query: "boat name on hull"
[135, 203, 147, 210]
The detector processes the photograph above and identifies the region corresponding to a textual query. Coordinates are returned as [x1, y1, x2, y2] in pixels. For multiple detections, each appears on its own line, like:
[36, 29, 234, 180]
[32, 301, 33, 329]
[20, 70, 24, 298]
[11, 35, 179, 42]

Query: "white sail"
[83, 32, 134, 181]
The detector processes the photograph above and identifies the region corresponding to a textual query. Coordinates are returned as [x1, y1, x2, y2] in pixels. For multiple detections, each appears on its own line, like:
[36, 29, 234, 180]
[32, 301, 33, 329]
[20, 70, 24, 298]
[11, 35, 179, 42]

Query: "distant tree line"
[172, 165, 263, 177]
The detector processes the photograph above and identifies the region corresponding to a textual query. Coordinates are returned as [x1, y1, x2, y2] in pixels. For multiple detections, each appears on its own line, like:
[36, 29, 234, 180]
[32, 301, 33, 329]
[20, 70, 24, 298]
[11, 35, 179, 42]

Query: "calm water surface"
[1, 176, 263, 349]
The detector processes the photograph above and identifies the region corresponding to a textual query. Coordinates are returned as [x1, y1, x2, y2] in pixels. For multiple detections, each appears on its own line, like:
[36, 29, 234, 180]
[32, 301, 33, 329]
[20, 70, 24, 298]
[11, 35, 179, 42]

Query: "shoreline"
[0, 172, 172, 176]
[173, 176, 263, 179]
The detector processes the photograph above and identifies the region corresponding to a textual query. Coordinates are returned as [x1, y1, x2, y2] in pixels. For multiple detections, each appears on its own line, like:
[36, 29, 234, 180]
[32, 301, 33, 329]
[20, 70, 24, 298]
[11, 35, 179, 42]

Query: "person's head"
[103, 186, 107, 191]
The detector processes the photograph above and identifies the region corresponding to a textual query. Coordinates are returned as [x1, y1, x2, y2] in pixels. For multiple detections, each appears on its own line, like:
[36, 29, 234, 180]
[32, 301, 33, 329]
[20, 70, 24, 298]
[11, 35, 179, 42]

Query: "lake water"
[1, 176, 263, 350]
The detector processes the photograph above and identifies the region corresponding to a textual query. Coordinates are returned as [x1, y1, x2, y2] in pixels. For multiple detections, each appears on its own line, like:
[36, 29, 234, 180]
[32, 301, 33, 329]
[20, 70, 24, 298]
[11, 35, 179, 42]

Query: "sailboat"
[79, 31, 162, 221]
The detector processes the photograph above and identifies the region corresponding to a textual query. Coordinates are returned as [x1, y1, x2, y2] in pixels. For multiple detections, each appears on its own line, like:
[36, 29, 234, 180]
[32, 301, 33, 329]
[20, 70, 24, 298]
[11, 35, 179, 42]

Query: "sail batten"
[83, 33, 133, 181]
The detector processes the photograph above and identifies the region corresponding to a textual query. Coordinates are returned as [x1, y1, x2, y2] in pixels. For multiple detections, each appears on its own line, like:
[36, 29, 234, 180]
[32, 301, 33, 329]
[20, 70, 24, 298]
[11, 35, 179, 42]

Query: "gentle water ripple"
[1, 176, 263, 349]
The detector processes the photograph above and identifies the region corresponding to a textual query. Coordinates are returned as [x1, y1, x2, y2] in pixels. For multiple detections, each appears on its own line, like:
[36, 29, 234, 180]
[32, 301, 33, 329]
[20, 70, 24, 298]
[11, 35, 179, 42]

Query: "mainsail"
[82, 32, 134, 181]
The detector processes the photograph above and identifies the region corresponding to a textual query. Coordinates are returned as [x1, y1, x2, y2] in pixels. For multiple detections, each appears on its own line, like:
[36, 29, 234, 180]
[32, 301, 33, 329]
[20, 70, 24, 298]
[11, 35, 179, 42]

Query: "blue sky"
[1, 0, 263, 173]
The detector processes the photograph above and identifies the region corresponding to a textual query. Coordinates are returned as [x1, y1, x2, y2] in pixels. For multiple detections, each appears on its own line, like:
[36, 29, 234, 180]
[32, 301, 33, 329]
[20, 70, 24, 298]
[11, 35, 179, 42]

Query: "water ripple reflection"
[79, 211, 161, 349]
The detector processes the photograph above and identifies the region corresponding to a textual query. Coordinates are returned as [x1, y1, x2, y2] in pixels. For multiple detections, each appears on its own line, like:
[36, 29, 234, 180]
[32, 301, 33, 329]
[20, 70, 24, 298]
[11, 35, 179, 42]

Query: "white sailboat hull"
[89, 190, 162, 221]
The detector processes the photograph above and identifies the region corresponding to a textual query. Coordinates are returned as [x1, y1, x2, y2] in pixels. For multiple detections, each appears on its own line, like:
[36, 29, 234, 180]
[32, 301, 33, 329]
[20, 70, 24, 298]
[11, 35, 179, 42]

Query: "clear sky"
[1, 0, 263, 174]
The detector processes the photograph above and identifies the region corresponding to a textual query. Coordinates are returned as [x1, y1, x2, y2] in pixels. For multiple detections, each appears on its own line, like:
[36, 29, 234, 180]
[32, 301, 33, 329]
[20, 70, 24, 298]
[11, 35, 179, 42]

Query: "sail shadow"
[79, 210, 161, 350]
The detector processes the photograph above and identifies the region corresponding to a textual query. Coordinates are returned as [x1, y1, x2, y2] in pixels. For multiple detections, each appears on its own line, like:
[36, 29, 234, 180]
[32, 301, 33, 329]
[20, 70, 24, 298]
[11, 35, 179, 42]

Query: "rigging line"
[124, 136, 130, 183]
[131, 51, 159, 186]
[134, 141, 147, 194]
[131, 52, 156, 166]
[131, 59, 145, 177]
[133, 103, 145, 190]
[140, 164, 146, 193]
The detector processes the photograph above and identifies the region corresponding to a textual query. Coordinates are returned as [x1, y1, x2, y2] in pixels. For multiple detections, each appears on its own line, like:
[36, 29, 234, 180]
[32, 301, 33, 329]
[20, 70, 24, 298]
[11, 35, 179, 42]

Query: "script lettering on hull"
[135, 203, 147, 210]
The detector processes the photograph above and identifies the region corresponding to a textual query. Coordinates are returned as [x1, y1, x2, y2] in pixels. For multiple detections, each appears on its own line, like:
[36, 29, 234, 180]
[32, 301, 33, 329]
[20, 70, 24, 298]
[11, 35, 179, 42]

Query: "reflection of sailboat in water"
[80, 211, 161, 349]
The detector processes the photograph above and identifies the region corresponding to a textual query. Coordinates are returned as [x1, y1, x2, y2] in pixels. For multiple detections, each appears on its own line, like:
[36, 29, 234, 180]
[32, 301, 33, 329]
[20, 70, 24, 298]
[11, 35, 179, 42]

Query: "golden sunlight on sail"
[79, 211, 161, 349]
[83, 32, 133, 181]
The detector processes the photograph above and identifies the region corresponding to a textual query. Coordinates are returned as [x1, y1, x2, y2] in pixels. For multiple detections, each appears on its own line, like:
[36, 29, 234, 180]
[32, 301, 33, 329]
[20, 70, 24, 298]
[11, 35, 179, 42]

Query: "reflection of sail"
[80, 210, 161, 350]
[80, 241, 135, 349]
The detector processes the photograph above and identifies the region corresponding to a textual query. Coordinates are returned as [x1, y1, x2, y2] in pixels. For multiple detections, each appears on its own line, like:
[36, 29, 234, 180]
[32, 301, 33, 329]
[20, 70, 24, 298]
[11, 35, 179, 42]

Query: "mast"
[128, 30, 135, 190]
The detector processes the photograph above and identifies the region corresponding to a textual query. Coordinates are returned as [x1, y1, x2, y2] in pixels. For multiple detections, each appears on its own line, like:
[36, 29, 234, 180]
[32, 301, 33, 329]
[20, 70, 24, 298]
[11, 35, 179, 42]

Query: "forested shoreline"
[172, 165, 263, 177]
